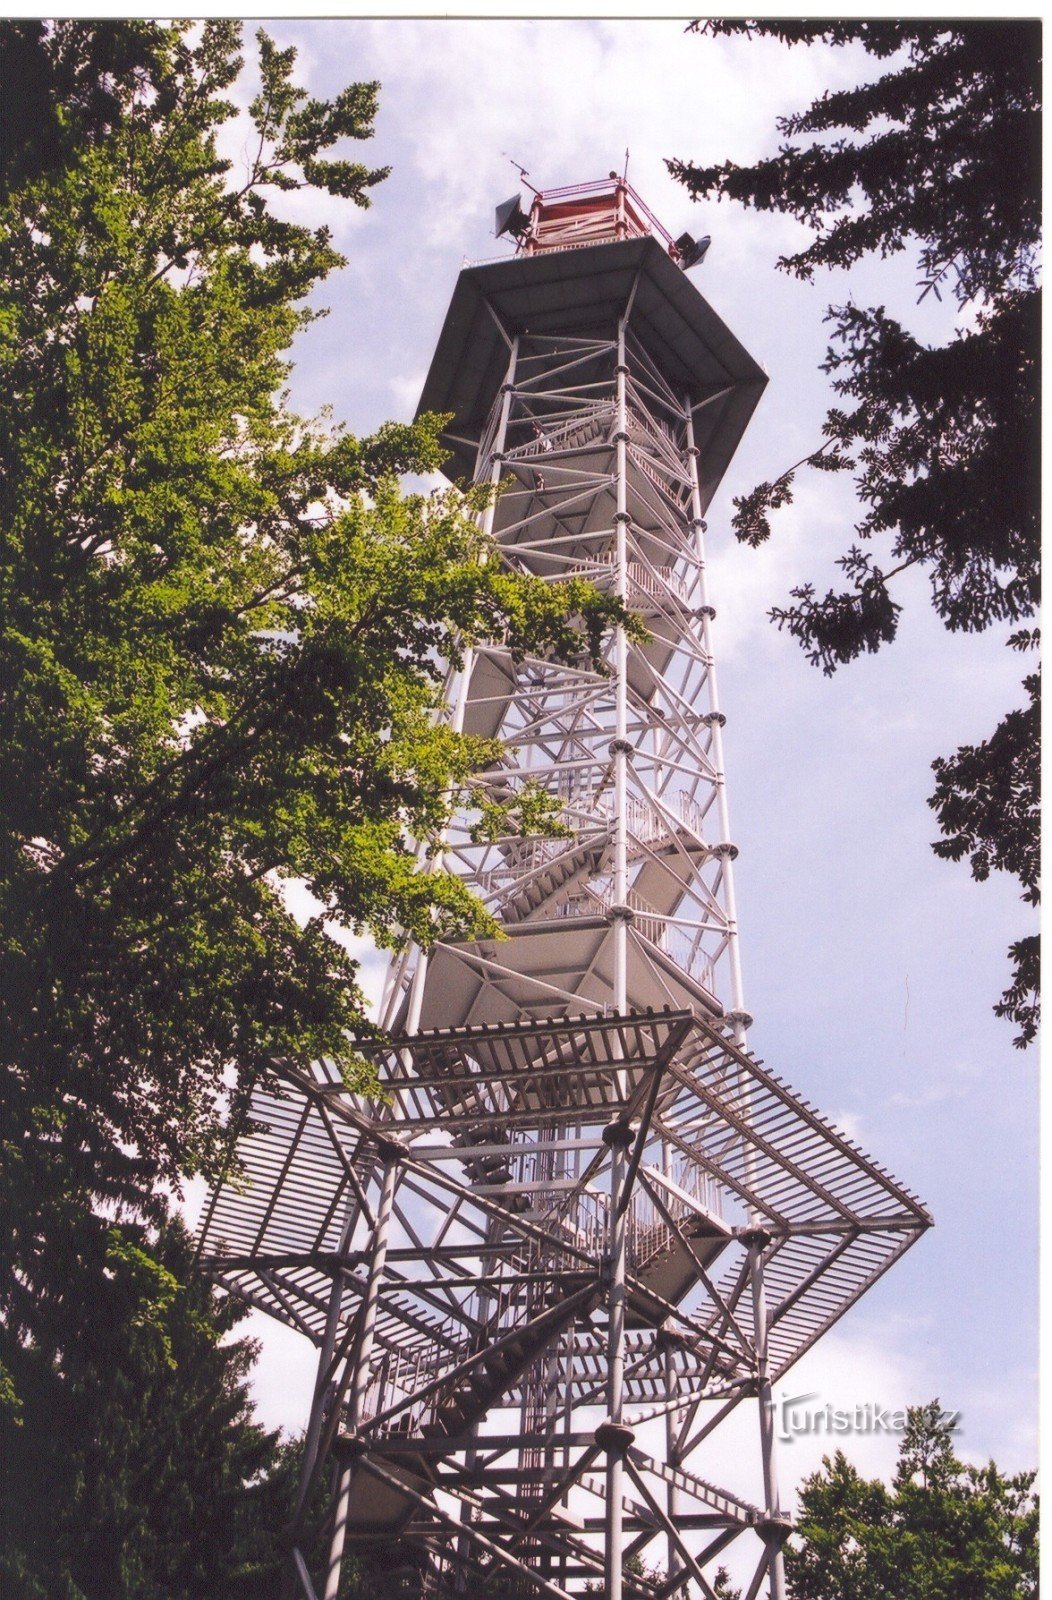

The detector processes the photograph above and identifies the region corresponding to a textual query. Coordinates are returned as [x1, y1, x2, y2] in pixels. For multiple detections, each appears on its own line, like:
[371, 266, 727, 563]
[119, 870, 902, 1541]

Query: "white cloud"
[347, 18, 871, 265]
[888, 1080, 965, 1111]
[705, 470, 833, 666]
[239, 1312, 319, 1438]
[388, 368, 429, 414]
[772, 1324, 933, 1490]
[826, 1107, 865, 1144]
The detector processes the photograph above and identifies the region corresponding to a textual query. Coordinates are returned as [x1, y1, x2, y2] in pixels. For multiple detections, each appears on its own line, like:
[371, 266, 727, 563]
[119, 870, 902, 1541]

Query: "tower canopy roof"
[416, 233, 766, 505]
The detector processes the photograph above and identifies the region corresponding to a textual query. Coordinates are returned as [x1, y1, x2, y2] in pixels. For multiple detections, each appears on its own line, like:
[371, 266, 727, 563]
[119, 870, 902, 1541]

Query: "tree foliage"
[0, 13, 624, 1418]
[670, 22, 1040, 1043]
[0, 29, 623, 1154]
[786, 1401, 1038, 1600]
[1, 1215, 297, 1599]
[929, 633, 1040, 1046]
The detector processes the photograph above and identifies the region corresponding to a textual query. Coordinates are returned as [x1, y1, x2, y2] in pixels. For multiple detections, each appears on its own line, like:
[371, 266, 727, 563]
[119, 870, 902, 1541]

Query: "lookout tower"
[197, 174, 930, 1600]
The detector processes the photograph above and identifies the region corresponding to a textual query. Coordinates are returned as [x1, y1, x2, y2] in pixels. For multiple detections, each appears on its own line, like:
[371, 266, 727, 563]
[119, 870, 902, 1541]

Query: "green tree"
[786, 1401, 1038, 1600]
[0, 17, 623, 1342]
[0, 24, 627, 1590]
[670, 22, 1040, 1044]
[0, 1215, 297, 1599]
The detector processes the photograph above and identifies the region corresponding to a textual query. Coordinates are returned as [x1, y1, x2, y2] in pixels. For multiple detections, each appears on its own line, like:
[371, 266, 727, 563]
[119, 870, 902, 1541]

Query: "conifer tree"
[1, 1216, 297, 1598]
[671, 22, 1040, 1044]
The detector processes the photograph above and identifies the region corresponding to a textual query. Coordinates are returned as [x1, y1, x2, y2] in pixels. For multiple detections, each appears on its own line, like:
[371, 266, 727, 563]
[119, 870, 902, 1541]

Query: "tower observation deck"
[197, 175, 930, 1600]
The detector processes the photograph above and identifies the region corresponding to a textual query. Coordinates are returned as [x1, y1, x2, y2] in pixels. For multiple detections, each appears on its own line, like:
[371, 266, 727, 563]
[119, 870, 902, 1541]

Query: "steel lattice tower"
[198, 177, 931, 1600]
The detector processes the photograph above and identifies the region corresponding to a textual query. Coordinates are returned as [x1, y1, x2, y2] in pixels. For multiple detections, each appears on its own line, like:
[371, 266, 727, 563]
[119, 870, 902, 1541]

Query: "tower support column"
[683, 398, 749, 1044]
[324, 1148, 401, 1600]
[601, 1117, 634, 1600]
[749, 1232, 786, 1600]
[601, 312, 634, 1600]
[612, 320, 630, 1018]
[381, 334, 519, 1038]
[290, 1199, 359, 1525]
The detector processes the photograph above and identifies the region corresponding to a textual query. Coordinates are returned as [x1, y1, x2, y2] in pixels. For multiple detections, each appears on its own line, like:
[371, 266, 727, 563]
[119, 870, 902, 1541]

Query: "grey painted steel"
[416, 237, 766, 496]
[324, 1152, 400, 1598]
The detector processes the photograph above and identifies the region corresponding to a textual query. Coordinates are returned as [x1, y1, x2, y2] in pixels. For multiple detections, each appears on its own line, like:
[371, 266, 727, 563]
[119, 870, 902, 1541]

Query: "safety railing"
[564, 551, 691, 606]
[510, 403, 613, 458]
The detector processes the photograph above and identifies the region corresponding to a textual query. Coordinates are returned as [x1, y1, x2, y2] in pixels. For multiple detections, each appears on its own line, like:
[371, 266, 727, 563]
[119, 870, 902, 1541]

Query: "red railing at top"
[530, 177, 677, 251]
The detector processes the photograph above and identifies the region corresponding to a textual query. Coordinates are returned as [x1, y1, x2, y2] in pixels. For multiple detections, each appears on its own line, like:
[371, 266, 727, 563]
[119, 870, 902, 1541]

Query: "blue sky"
[204, 18, 1038, 1488]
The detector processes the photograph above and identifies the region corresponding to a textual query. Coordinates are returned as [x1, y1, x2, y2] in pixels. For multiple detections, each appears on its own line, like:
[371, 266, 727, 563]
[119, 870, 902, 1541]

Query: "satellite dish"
[495, 193, 531, 241]
[675, 231, 711, 270]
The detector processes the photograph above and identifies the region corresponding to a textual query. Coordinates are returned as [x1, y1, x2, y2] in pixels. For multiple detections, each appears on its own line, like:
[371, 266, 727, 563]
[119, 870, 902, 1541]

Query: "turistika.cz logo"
[776, 1393, 961, 1443]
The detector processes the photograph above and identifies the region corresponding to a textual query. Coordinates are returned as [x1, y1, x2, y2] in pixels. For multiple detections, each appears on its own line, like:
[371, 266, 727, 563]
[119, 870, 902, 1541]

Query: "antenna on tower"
[494, 193, 532, 243]
[501, 154, 539, 196]
[676, 230, 712, 269]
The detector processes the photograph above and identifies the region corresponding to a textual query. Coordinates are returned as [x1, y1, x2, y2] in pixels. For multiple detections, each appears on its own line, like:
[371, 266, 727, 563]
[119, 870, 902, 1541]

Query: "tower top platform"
[503, 174, 681, 259]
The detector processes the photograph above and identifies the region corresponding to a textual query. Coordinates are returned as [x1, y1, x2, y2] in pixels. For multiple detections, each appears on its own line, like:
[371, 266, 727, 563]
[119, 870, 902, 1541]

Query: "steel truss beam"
[201, 1008, 928, 1598]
